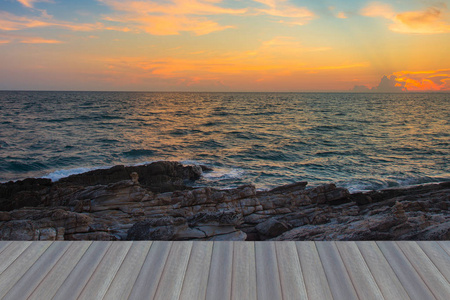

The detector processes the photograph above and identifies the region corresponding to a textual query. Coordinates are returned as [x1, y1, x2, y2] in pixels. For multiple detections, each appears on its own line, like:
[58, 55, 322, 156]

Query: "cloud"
[361, 2, 450, 34]
[352, 74, 406, 92]
[98, 0, 247, 35]
[360, 2, 395, 18]
[98, 36, 365, 89]
[253, 0, 315, 25]
[337, 12, 348, 19]
[19, 37, 62, 43]
[353, 69, 450, 92]
[393, 69, 450, 90]
[0, 33, 62, 43]
[0, 11, 128, 32]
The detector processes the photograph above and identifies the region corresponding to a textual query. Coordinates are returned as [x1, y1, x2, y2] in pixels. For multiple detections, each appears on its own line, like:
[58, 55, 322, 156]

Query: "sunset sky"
[0, 0, 449, 91]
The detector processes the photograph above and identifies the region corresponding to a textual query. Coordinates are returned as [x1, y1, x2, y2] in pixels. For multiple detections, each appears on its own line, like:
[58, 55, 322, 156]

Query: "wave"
[42, 166, 112, 182]
[122, 149, 157, 157]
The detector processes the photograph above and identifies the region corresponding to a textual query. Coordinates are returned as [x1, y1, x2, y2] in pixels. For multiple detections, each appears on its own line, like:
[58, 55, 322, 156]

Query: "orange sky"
[1, 0, 449, 91]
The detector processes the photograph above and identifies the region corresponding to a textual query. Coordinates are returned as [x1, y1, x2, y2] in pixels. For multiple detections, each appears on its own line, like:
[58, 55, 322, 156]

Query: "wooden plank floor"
[0, 241, 449, 299]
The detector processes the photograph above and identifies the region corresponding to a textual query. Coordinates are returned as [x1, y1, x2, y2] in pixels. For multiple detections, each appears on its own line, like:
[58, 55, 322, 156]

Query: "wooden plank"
[103, 241, 153, 300]
[154, 241, 193, 300]
[335, 242, 384, 300]
[377, 241, 435, 300]
[179, 242, 214, 300]
[396, 241, 450, 300]
[316, 241, 359, 300]
[205, 242, 233, 300]
[2, 242, 72, 300]
[27, 242, 92, 300]
[232, 242, 257, 300]
[255, 241, 283, 300]
[0, 241, 32, 275]
[356, 241, 410, 300]
[0, 241, 52, 298]
[295, 242, 333, 300]
[275, 242, 307, 300]
[438, 241, 450, 256]
[418, 241, 450, 282]
[128, 241, 172, 300]
[78, 241, 132, 300]
[0, 241, 12, 254]
[52, 241, 112, 300]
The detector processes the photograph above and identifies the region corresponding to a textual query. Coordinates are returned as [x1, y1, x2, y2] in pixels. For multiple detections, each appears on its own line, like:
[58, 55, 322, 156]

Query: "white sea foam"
[43, 166, 111, 182]
[203, 167, 245, 181]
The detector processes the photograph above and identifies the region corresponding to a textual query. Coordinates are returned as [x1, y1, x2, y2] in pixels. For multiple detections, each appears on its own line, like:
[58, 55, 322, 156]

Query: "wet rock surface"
[0, 162, 449, 241]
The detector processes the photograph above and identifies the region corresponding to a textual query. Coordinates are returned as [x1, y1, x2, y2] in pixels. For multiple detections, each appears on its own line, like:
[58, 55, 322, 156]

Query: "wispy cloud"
[16, 0, 45, 8]
[361, 2, 450, 34]
[99, 0, 247, 35]
[253, 0, 315, 25]
[0, 11, 128, 32]
[0, 33, 62, 44]
[97, 36, 364, 89]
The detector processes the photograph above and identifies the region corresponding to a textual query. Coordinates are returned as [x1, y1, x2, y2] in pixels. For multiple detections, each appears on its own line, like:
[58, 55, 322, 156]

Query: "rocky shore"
[1, 161, 449, 241]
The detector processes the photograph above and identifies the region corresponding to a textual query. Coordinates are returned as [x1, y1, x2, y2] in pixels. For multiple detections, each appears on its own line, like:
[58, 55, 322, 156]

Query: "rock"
[130, 172, 139, 184]
[255, 218, 291, 237]
[56, 161, 202, 192]
[204, 230, 247, 241]
[0, 162, 449, 241]
[187, 211, 243, 227]
[268, 181, 308, 193]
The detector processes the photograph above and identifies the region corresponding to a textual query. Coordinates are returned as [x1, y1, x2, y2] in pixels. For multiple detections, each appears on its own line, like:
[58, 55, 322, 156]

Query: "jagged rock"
[0, 163, 449, 241]
[57, 161, 202, 192]
[255, 218, 291, 237]
[187, 211, 243, 227]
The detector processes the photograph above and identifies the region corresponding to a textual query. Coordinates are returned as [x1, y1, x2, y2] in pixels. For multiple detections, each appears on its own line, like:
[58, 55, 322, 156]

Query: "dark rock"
[0, 178, 52, 211]
[255, 218, 291, 237]
[57, 161, 202, 192]
[269, 181, 308, 193]
[187, 211, 243, 226]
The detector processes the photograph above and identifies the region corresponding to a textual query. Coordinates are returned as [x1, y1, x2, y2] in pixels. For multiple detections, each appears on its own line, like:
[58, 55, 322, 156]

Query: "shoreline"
[2, 160, 448, 195]
[1, 161, 449, 241]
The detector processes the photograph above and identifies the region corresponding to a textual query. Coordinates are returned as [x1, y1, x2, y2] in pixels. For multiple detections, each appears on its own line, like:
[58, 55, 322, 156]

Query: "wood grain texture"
[0, 241, 51, 298]
[316, 241, 359, 300]
[377, 241, 436, 300]
[78, 241, 132, 300]
[52, 241, 112, 300]
[128, 241, 172, 300]
[103, 241, 153, 300]
[179, 241, 213, 300]
[356, 241, 410, 300]
[336, 242, 384, 300]
[0, 241, 32, 275]
[417, 241, 450, 282]
[275, 242, 307, 300]
[255, 241, 283, 300]
[27, 242, 92, 300]
[0, 241, 11, 254]
[438, 241, 450, 256]
[154, 241, 193, 300]
[295, 241, 333, 300]
[232, 242, 257, 300]
[396, 241, 450, 300]
[1, 241, 449, 299]
[205, 242, 233, 300]
[2, 241, 72, 300]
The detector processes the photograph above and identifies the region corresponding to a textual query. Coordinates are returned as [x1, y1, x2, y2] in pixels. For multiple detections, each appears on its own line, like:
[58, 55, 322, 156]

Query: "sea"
[0, 91, 449, 192]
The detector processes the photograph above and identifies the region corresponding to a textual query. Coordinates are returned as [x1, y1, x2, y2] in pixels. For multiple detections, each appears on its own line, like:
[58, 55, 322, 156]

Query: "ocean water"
[0, 91, 449, 192]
